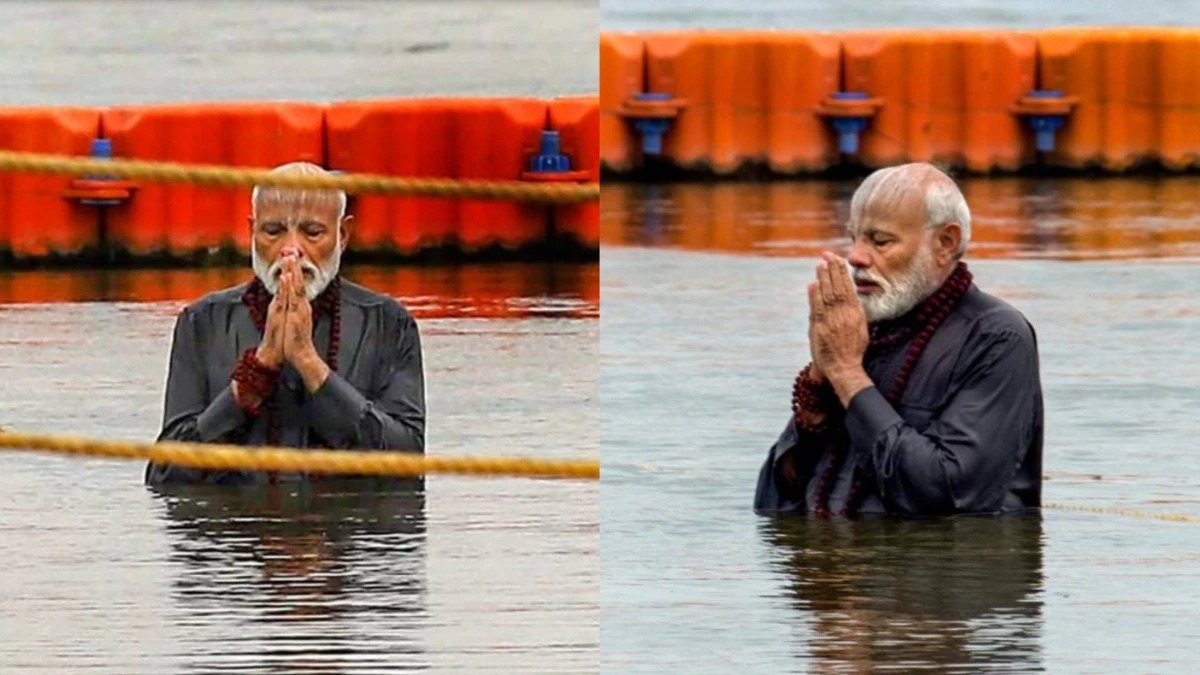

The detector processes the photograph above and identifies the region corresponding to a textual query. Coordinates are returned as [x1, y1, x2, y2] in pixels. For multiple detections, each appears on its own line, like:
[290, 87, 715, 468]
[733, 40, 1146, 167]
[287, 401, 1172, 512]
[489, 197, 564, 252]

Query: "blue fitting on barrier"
[64, 136, 135, 206]
[91, 138, 112, 160]
[81, 138, 120, 205]
[1023, 90, 1069, 152]
[630, 93, 673, 155]
[527, 131, 573, 172]
[828, 92, 871, 155]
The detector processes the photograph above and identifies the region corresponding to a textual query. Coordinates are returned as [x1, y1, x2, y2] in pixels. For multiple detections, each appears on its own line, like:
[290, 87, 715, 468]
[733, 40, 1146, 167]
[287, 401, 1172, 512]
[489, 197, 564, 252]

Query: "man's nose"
[279, 231, 302, 258]
[847, 240, 871, 269]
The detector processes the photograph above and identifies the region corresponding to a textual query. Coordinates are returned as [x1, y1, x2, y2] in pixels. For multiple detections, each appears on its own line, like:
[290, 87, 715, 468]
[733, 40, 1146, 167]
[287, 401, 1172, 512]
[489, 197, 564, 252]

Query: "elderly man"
[754, 163, 1043, 517]
[145, 161, 426, 486]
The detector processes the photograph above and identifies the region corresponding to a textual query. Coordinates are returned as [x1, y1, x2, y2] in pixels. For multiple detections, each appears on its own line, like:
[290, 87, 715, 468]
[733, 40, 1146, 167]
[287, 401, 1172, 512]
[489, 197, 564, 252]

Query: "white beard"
[853, 245, 941, 323]
[251, 233, 342, 300]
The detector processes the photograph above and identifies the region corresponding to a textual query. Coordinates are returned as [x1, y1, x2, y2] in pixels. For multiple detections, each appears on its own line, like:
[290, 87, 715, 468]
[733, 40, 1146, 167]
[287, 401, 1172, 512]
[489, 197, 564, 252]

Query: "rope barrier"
[0, 150, 598, 204]
[0, 430, 599, 481]
[3, 431, 1194, 521]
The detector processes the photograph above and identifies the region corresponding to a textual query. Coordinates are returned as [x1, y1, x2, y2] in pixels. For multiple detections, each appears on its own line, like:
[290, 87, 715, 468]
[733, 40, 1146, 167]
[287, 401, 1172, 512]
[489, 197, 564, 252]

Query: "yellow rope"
[0, 150, 598, 204]
[4, 429, 1194, 520]
[1043, 502, 1200, 524]
[0, 430, 599, 481]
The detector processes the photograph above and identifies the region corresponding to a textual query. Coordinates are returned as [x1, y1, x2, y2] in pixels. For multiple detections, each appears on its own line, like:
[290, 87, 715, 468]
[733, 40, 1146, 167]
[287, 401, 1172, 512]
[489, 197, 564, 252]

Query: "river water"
[0, 0, 598, 672]
[601, 179, 1200, 673]
[0, 0, 597, 105]
[597, 1, 1200, 673]
[0, 262, 598, 673]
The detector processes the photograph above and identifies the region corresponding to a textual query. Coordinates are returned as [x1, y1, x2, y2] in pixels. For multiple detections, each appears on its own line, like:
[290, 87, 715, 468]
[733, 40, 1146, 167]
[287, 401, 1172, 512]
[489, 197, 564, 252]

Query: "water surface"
[0, 263, 598, 673]
[1, 0, 597, 105]
[0, 1, 598, 671]
[601, 180, 1200, 673]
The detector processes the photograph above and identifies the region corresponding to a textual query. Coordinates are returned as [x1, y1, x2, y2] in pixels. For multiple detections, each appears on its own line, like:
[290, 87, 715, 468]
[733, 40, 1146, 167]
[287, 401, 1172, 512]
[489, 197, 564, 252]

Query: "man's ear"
[937, 223, 962, 264]
[339, 215, 354, 249]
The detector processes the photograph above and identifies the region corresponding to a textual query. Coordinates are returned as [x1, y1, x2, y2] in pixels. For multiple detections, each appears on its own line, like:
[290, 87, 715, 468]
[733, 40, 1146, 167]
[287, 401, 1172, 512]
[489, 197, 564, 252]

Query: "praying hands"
[808, 252, 873, 407]
[234, 254, 332, 413]
[275, 254, 332, 393]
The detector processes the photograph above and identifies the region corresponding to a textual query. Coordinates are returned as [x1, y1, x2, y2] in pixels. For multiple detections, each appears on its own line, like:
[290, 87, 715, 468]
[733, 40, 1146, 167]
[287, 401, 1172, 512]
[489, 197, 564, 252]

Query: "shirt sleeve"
[146, 305, 254, 486]
[304, 309, 426, 453]
[844, 325, 1041, 516]
[753, 417, 837, 514]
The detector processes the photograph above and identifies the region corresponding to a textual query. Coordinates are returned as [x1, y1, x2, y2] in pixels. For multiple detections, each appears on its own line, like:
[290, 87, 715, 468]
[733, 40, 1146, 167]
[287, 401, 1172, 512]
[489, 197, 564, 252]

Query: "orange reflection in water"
[602, 177, 1200, 260]
[0, 263, 598, 319]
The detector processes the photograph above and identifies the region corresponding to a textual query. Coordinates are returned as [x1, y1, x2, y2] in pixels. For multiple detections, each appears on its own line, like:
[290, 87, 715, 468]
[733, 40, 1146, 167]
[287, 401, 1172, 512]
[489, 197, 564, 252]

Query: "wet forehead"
[254, 191, 342, 226]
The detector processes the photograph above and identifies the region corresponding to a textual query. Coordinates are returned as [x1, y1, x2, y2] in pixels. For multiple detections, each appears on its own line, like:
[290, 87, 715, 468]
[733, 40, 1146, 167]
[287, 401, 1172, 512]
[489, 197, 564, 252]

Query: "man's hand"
[809, 252, 873, 406]
[255, 278, 288, 370]
[280, 256, 331, 393]
[233, 268, 289, 412]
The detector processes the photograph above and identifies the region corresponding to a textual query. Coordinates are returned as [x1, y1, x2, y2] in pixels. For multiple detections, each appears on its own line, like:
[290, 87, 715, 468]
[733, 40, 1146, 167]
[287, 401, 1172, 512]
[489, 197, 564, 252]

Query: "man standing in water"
[754, 163, 1043, 517]
[145, 162, 426, 485]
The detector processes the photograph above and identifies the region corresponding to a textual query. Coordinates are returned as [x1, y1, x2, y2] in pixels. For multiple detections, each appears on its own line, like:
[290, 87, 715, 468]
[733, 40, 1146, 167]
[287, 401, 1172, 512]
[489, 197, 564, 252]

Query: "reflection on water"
[600, 174, 1200, 671]
[601, 178, 1200, 259]
[762, 515, 1044, 672]
[155, 479, 428, 673]
[0, 263, 598, 319]
[0, 258, 597, 671]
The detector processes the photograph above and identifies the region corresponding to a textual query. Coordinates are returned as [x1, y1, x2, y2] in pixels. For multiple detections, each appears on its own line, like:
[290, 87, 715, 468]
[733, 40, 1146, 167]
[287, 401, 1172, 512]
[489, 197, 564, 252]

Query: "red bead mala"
[232, 348, 281, 415]
[791, 364, 837, 434]
[798, 262, 974, 517]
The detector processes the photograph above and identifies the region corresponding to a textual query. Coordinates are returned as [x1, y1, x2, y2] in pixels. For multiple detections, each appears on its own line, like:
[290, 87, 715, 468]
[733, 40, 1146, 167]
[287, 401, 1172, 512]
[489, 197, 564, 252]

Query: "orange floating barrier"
[1037, 28, 1200, 171]
[0, 107, 100, 261]
[599, 32, 646, 173]
[102, 103, 325, 259]
[642, 31, 841, 174]
[326, 98, 548, 256]
[547, 96, 599, 250]
[595, 28, 1200, 176]
[841, 30, 1037, 172]
[455, 100, 549, 253]
[325, 99, 455, 255]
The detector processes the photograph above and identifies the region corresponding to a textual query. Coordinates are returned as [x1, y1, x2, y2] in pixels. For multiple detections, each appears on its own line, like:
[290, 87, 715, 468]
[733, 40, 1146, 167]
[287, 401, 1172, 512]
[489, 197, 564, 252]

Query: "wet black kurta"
[145, 277, 425, 486]
[754, 284, 1043, 516]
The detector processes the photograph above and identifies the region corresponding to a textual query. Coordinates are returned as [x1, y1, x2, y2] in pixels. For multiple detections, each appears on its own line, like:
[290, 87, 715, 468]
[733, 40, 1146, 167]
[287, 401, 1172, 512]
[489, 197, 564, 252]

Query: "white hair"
[250, 161, 346, 221]
[923, 179, 971, 258]
[849, 163, 972, 258]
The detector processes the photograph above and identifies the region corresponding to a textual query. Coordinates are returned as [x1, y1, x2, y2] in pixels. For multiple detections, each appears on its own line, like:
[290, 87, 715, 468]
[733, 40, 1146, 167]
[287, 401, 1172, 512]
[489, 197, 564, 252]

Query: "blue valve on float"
[88, 138, 113, 176]
[528, 131, 573, 172]
[617, 92, 685, 156]
[816, 92, 882, 157]
[1011, 90, 1077, 153]
[91, 138, 112, 160]
[632, 93, 672, 155]
[829, 92, 870, 154]
[62, 137, 137, 206]
[1025, 90, 1070, 152]
[81, 138, 119, 206]
[520, 130, 589, 182]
